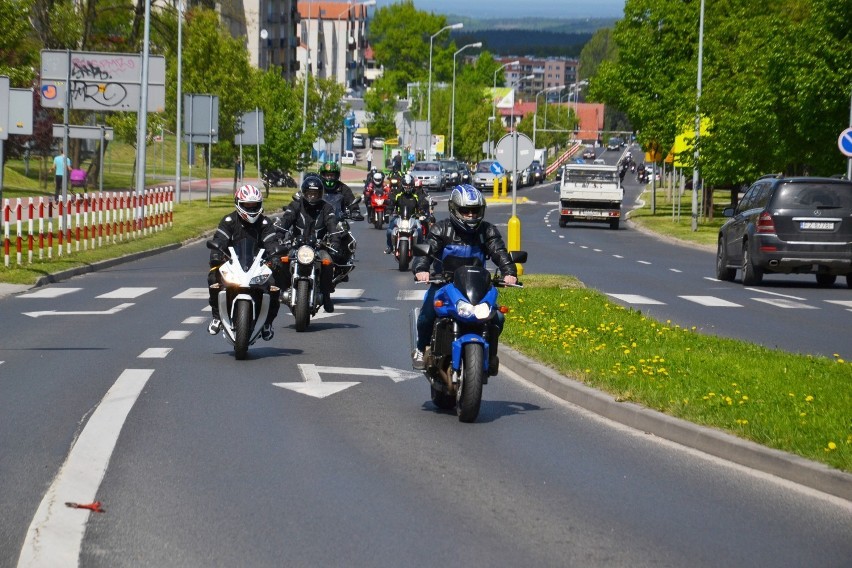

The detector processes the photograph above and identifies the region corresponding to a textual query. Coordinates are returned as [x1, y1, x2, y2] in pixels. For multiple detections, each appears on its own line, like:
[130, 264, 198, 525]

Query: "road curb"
[500, 345, 852, 502]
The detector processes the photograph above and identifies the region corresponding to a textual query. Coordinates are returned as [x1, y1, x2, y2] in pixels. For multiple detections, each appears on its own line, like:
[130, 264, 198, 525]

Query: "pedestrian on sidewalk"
[366, 148, 373, 172]
[51, 151, 71, 201]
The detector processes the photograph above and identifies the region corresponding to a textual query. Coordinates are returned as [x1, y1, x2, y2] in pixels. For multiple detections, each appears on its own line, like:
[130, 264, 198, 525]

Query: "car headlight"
[296, 245, 315, 265]
[456, 300, 492, 320]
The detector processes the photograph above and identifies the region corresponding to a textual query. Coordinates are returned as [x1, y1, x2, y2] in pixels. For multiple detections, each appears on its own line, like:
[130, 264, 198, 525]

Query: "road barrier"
[3, 187, 174, 267]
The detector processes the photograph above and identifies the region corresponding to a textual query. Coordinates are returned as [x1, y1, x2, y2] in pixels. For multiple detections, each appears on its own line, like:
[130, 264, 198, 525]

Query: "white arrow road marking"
[17, 369, 155, 568]
[826, 300, 852, 310]
[18, 287, 81, 299]
[282, 311, 342, 321]
[273, 364, 421, 399]
[22, 303, 135, 318]
[96, 287, 155, 299]
[397, 290, 425, 301]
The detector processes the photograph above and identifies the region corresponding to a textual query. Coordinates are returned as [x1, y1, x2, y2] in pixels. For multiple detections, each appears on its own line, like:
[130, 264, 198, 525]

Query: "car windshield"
[476, 162, 493, 173]
[413, 162, 438, 171]
[774, 182, 852, 209]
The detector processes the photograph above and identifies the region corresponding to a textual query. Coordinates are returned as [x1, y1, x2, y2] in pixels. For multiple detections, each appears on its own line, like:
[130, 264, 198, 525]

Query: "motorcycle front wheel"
[293, 280, 311, 332]
[234, 299, 252, 360]
[457, 343, 485, 422]
[373, 214, 384, 230]
[398, 240, 410, 271]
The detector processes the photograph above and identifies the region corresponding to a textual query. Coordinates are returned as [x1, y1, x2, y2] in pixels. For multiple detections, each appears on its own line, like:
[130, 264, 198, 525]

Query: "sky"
[394, 0, 625, 19]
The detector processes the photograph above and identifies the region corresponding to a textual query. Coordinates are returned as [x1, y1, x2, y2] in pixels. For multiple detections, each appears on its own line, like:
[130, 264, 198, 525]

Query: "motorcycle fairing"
[450, 334, 490, 374]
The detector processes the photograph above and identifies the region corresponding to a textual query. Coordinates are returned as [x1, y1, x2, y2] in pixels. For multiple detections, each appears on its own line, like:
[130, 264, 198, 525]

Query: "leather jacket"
[278, 199, 343, 258]
[411, 218, 517, 278]
[208, 212, 279, 267]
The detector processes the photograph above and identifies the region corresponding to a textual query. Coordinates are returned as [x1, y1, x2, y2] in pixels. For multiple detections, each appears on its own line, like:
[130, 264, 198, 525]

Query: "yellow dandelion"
[805, 395, 814, 402]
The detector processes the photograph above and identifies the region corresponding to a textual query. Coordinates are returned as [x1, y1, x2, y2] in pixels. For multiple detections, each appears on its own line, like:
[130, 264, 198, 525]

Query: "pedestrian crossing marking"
[398, 289, 425, 301]
[330, 288, 365, 299]
[182, 316, 207, 324]
[606, 294, 665, 305]
[97, 287, 156, 299]
[679, 296, 741, 307]
[174, 288, 208, 299]
[752, 298, 817, 309]
[162, 331, 192, 340]
[18, 288, 81, 298]
[138, 347, 172, 358]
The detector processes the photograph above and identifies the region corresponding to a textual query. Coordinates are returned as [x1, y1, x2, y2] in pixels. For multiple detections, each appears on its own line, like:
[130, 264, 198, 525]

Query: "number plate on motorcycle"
[800, 221, 833, 230]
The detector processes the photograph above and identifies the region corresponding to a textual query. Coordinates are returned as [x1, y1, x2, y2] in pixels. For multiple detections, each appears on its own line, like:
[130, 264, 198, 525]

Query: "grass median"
[499, 274, 851, 473]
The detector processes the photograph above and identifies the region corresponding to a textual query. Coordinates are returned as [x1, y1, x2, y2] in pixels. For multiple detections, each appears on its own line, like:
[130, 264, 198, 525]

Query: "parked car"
[716, 175, 852, 287]
[582, 147, 596, 160]
[408, 161, 443, 192]
[472, 159, 506, 191]
[371, 137, 385, 149]
[341, 150, 356, 165]
[352, 134, 365, 148]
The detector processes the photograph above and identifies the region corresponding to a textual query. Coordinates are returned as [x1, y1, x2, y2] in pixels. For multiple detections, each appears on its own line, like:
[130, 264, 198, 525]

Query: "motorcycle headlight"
[296, 245, 315, 265]
[375, 198, 384, 205]
[457, 300, 491, 320]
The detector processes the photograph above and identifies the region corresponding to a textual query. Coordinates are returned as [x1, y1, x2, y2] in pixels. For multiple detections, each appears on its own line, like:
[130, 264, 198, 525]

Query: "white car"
[371, 137, 385, 149]
[341, 151, 356, 165]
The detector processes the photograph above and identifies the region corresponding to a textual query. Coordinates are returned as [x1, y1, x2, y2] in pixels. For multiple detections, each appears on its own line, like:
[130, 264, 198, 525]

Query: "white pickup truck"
[558, 163, 623, 230]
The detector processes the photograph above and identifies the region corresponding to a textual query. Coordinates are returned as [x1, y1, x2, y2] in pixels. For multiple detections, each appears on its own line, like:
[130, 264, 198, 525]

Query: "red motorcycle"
[370, 185, 390, 230]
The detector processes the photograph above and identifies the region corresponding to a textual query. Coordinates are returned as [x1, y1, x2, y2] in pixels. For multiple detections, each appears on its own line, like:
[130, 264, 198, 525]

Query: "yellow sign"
[673, 117, 712, 168]
[432, 135, 445, 154]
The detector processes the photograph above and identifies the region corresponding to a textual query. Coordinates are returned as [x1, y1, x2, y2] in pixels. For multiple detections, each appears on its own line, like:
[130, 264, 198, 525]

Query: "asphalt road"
[1, 212, 850, 567]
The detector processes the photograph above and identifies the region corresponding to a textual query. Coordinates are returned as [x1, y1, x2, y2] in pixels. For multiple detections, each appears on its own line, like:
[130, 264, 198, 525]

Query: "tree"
[255, 69, 314, 176]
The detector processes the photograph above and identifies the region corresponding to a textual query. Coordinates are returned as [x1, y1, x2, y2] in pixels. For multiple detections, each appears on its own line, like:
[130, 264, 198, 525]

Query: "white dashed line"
[138, 348, 172, 358]
[161, 331, 192, 340]
[680, 296, 742, 307]
[182, 316, 207, 324]
[96, 287, 156, 299]
[606, 294, 666, 305]
[17, 288, 81, 298]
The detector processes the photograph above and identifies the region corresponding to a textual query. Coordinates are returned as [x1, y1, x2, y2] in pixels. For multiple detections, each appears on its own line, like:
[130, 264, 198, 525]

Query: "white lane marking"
[282, 311, 342, 321]
[22, 303, 135, 318]
[17, 369, 155, 568]
[680, 296, 742, 307]
[606, 294, 666, 305]
[613, 254, 624, 259]
[161, 331, 191, 340]
[18, 288, 81, 299]
[580, 245, 589, 249]
[745, 288, 806, 300]
[826, 300, 852, 309]
[330, 288, 365, 299]
[752, 298, 817, 309]
[173, 288, 208, 299]
[96, 287, 155, 299]
[138, 348, 172, 358]
[637, 260, 652, 265]
[398, 290, 425, 301]
[182, 316, 207, 324]
[593, 248, 602, 252]
[670, 268, 682, 273]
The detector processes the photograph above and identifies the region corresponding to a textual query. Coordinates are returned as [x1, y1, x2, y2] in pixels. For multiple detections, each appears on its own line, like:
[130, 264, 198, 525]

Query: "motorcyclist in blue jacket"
[411, 184, 517, 372]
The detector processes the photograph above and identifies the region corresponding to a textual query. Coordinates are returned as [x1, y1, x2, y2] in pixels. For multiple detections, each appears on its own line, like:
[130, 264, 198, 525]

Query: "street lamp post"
[691, 0, 705, 232]
[533, 86, 563, 148]
[300, 0, 315, 185]
[489, 60, 519, 159]
[427, 22, 463, 160]
[450, 41, 482, 158]
[175, 0, 183, 202]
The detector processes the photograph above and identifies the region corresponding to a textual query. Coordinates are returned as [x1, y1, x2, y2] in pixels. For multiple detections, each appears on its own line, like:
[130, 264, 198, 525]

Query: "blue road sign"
[838, 128, 852, 158]
[490, 161, 505, 175]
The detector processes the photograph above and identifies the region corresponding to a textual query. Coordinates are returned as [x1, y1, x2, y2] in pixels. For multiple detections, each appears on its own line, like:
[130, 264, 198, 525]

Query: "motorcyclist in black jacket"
[319, 161, 361, 278]
[207, 184, 281, 340]
[411, 184, 518, 372]
[276, 174, 341, 313]
[385, 173, 429, 254]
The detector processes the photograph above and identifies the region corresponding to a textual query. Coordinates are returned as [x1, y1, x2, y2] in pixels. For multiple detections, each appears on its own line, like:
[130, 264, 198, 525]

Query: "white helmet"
[234, 184, 264, 223]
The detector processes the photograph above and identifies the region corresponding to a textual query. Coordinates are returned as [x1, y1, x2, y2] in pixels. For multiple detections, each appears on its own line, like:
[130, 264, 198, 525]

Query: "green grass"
[627, 186, 732, 248]
[499, 275, 852, 472]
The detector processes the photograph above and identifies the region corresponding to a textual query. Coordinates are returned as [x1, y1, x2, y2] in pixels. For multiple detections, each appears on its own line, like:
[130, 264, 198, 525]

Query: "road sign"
[51, 124, 114, 141]
[838, 127, 852, 158]
[495, 132, 534, 172]
[40, 50, 165, 112]
[490, 161, 505, 175]
[235, 109, 264, 146]
[184, 94, 219, 144]
[9, 89, 33, 135]
[0, 76, 9, 141]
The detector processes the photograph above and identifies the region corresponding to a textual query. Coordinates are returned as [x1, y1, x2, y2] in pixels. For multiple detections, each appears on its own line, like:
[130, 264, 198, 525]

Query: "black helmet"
[301, 174, 324, 205]
[448, 184, 486, 233]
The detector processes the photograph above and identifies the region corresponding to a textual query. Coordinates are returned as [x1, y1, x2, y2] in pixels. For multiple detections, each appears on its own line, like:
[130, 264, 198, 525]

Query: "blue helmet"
[448, 184, 485, 233]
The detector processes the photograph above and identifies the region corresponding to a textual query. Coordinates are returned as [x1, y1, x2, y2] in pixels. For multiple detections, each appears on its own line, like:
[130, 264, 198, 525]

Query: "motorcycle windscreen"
[325, 192, 344, 217]
[451, 265, 492, 305]
[232, 236, 260, 272]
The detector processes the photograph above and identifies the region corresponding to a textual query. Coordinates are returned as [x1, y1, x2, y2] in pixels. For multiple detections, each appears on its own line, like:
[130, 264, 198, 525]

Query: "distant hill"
[449, 17, 616, 58]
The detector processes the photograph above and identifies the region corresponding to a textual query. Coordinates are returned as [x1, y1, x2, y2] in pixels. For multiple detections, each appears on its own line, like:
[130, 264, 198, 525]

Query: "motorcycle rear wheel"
[457, 343, 485, 422]
[234, 299, 252, 360]
[398, 240, 410, 271]
[294, 280, 310, 332]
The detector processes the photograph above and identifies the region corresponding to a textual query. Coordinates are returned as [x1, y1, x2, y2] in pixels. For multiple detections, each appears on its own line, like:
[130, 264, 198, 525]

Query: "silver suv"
[716, 175, 852, 287]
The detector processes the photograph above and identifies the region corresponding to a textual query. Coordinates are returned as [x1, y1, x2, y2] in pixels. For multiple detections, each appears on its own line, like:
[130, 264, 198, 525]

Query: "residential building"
[244, 0, 300, 79]
[296, 1, 373, 93]
[496, 56, 578, 100]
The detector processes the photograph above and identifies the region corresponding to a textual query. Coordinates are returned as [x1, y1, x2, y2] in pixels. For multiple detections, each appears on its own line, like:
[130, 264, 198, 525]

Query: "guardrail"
[3, 187, 174, 267]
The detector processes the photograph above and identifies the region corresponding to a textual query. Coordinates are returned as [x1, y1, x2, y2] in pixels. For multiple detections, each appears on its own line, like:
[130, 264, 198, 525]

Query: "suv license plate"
[800, 221, 834, 230]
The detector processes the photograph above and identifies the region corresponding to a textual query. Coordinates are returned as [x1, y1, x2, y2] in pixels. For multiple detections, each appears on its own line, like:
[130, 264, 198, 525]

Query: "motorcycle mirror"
[509, 250, 528, 264]
[206, 240, 223, 251]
